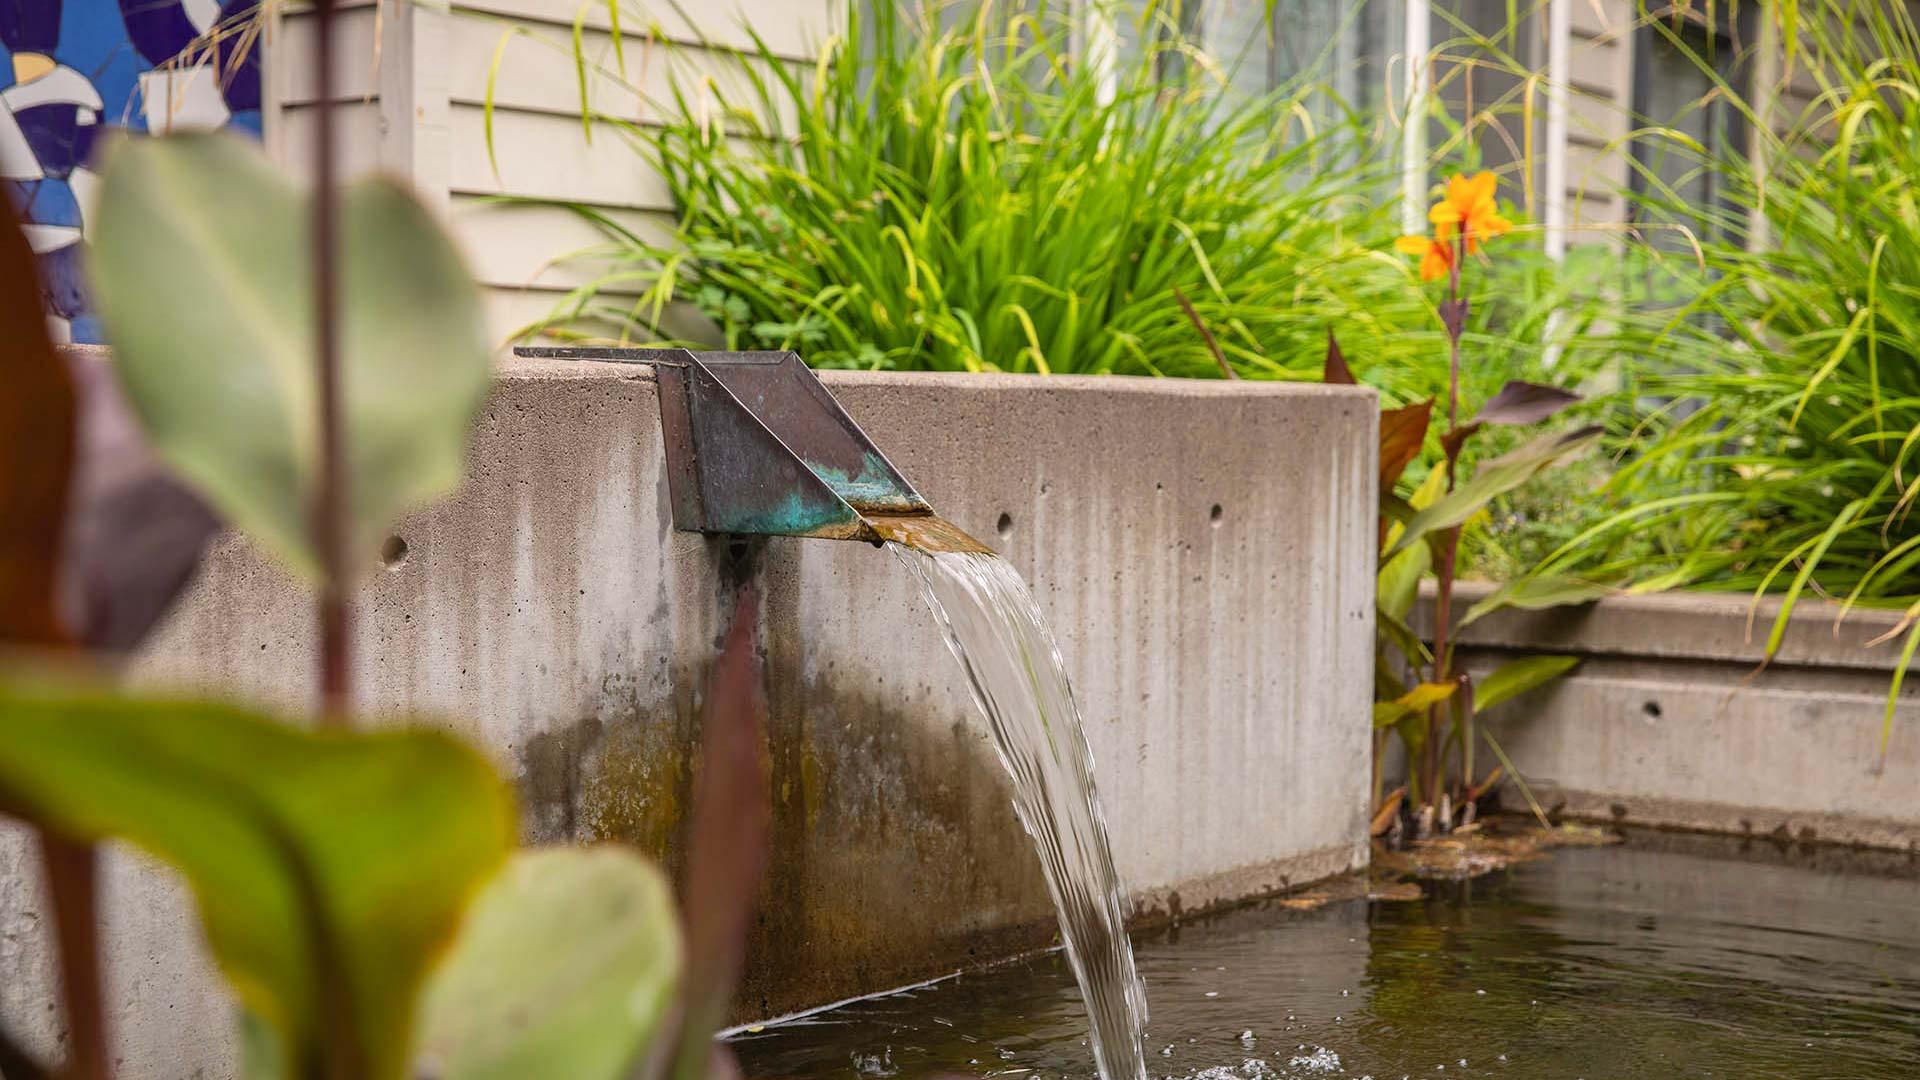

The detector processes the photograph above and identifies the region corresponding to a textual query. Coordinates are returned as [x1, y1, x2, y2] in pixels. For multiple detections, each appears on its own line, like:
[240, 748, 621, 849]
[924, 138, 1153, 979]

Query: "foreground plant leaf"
[0, 204, 75, 645]
[1386, 426, 1604, 558]
[58, 350, 221, 652]
[670, 587, 771, 1080]
[89, 132, 490, 578]
[413, 848, 682, 1080]
[0, 681, 515, 1079]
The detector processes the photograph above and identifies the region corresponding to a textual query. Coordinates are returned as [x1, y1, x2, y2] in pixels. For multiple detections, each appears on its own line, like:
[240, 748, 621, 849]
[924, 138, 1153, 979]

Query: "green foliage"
[0, 680, 515, 1080]
[1474, 655, 1581, 712]
[414, 848, 683, 1080]
[89, 132, 492, 579]
[508, 0, 1622, 395]
[1387, 426, 1604, 559]
[1518, 0, 1920, 746]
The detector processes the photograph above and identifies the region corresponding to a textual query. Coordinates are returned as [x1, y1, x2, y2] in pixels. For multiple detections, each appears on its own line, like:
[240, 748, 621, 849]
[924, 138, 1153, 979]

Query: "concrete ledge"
[1418, 583, 1920, 851]
[1, 362, 1378, 1076]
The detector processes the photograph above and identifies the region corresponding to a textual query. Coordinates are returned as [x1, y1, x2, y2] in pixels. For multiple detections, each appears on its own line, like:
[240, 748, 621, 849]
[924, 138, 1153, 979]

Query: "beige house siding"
[1562, 0, 1634, 245]
[267, 0, 833, 346]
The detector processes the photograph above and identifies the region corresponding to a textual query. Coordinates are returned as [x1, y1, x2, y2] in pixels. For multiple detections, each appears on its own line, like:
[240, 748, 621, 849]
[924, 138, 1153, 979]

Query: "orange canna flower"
[1395, 234, 1455, 282]
[1427, 171, 1511, 253]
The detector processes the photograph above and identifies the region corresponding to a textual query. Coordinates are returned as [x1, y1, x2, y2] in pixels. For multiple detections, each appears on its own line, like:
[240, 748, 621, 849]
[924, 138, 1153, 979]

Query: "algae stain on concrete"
[511, 657, 1056, 1021]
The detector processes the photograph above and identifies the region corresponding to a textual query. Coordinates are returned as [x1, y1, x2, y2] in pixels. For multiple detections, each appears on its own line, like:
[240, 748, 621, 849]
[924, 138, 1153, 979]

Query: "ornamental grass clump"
[1514, 0, 1920, 750]
[524, 0, 1402, 377]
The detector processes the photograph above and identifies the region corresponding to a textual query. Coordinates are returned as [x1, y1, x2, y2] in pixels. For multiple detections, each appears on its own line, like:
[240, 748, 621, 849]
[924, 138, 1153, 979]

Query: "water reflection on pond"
[732, 831, 1920, 1079]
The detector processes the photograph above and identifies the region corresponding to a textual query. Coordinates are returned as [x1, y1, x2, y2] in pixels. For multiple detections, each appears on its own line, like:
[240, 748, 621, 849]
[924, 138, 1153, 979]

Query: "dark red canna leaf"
[0, 206, 75, 646]
[1379, 399, 1434, 495]
[1323, 331, 1356, 385]
[1472, 380, 1582, 427]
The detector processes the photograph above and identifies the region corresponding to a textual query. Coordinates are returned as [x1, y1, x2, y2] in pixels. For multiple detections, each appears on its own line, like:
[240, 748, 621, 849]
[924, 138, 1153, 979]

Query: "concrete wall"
[1420, 582, 1920, 852]
[0, 363, 1378, 1078]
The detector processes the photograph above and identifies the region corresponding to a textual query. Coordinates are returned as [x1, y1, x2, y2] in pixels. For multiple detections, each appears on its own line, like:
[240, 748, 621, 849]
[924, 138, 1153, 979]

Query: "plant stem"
[1425, 232, 1472, 814]
[1446, 237, 1463, 442]
[312, 0, 350, 725]
[41, 832, 105, 1080]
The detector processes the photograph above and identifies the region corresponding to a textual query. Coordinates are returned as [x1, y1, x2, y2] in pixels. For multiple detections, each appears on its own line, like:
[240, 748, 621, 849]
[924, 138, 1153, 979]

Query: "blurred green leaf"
[1459, 574, 1619, 628]
[90, 132, 490, 579]
[1374, 603, 1433, 670]
[1372, 681, 1457, 729]
[1387, 426, 1604, 558]
[1378, 535, 1433, 622]
[0, 680, 515, 1080]
[413, 847, 682, 1080]
[1474, 655, 1581, 713]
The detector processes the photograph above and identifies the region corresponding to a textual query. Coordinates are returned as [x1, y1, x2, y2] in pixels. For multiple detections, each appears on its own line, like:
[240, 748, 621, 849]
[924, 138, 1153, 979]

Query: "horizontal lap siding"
[270, 2, 409, 176]
[443, 0, 834, 344]
[268, 0, 832, 346]
[1564, 0, 1633, 239]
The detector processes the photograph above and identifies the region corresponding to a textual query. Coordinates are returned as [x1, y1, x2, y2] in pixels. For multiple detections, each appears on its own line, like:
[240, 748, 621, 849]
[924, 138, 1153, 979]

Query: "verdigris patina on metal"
[515, 347, 987, 552]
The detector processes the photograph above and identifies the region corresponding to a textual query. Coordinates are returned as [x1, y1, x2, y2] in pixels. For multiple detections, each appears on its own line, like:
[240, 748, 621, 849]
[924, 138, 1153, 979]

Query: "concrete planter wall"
[0, 360, 1378, 1077]
[1422, 583, 1920, 851]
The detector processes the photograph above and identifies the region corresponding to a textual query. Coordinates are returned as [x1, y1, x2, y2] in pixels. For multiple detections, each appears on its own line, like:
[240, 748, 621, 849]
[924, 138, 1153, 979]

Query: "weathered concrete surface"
[0, 361, 1377, 1077]
[1419, 583, 1920, 850]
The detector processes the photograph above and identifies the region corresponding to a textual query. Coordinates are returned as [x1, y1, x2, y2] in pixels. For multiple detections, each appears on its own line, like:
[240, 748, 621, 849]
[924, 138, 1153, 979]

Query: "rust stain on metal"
[863, 512, 993, 554]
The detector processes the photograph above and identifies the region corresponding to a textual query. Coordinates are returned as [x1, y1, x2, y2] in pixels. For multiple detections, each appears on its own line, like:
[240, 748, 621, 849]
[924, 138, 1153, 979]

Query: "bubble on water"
[851, 1048, 897, 1077]
[1340, 989, 1350, 997]
[1161, 1045, 1175, 1056]
[1238, 1030, 1256, 1045]
[1286, 1046, 1342, 1073]
[1459, 1060, 1468, 1067]
[1475, 990, 1486, 996]
[1190, 1058, 1279, 1080]
[997, 1048, 1015, 1060]
[1205, 991, 1220, 998]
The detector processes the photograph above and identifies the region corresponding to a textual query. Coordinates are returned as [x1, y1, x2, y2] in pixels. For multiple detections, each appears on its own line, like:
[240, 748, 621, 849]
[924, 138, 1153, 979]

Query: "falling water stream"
[883, 534, 1151, 1080]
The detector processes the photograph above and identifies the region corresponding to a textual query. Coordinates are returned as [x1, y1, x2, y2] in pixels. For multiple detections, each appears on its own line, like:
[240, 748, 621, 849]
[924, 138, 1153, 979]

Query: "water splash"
[892, 543, 1149, 1080]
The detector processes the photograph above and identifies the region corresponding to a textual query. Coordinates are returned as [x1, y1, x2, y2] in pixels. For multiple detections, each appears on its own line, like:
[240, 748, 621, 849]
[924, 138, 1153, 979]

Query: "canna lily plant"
[1331, 172, 1607, 841]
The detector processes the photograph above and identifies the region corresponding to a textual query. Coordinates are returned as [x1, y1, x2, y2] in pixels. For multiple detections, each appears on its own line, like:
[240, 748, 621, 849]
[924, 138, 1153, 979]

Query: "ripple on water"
[732, 834, 1920, 1080]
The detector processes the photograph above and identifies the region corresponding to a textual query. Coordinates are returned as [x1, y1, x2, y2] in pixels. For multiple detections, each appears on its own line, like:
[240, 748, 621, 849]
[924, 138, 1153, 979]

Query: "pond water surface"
[731, 831, 1920, 1079]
